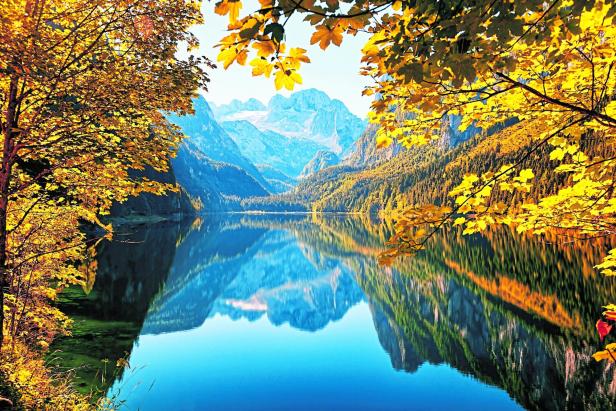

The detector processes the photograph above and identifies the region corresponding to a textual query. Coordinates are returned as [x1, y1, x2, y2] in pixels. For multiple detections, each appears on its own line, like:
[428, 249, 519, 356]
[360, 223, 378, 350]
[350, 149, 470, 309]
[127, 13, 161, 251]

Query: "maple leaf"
[592, 343, 616, 362]
[215, 0, 242, 23]
[288, 48, 310, 63]
[252, 41, 276, 58]
[217, 48, 239, 69]
[310, 25, 344, 50]
[597, 319, 613, 342]
[274, 69, 302, 90]
[250, 58, 273, 77]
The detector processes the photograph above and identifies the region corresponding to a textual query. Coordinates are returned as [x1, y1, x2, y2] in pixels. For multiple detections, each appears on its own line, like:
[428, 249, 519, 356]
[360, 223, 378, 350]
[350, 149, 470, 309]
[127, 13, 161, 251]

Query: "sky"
[191, 1, 373, 118]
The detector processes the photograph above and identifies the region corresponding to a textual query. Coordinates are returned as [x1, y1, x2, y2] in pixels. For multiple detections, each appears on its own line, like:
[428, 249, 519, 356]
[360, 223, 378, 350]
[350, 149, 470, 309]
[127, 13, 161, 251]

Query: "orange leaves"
[218, 47, 248, 69]
[215, 0, 243, 23]
[253, 40, 276, 58]
[287, 47, 310, 66]
[134, 15, 154, 40]
[310, 24, 344, 50]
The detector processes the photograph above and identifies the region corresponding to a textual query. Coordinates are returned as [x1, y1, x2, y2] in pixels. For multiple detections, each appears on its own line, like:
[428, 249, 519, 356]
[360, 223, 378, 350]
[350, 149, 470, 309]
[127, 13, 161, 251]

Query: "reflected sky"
[111, 303, 522, 411]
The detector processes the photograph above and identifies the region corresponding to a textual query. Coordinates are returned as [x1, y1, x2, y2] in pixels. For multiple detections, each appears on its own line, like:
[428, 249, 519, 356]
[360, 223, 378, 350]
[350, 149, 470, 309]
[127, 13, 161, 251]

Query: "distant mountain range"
[212, 89, 365, 155]
[111, 89, 489, 217]
[213, 89, 366, 188]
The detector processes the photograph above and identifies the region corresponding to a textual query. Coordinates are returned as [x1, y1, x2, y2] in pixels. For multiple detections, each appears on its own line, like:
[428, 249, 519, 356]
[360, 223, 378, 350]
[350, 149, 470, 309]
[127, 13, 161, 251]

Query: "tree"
[213, 0, 616, 359]
[0, 0, 210, 350]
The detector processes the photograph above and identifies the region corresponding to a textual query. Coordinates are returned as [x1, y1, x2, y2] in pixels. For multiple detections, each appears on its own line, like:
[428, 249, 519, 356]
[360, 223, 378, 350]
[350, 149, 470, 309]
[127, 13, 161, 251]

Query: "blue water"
[110, 303, 522, 411]
[63, 214, 614, 409]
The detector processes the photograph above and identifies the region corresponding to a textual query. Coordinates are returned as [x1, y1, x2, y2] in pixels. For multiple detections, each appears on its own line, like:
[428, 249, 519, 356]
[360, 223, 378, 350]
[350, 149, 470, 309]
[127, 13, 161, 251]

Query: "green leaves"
[263, 22, 284, 44]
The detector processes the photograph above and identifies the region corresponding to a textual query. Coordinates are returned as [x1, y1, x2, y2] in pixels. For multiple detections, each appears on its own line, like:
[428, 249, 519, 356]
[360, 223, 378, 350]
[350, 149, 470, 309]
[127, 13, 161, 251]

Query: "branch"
[495, 71, 616, 127]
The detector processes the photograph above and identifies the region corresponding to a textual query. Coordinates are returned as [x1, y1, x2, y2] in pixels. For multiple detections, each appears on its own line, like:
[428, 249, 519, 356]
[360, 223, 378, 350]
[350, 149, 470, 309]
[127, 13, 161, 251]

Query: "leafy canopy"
[1, 0, 209, 404]
[213, 0, 616, 361]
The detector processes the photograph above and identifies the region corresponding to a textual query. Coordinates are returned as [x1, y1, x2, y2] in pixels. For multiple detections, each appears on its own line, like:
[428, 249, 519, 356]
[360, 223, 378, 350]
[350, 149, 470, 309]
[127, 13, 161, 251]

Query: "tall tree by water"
[0, 0, 209, 370]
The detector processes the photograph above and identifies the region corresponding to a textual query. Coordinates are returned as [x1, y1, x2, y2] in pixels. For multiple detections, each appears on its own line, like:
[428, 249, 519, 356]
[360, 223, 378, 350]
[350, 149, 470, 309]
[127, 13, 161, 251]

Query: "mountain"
[213, 89, 365, 191]
[171, 141, 269, 211]
[212, 98, 266, 118]
[343, 124, 401, 168]
[240, 114, 520, 214]
[168, 96, 271, 192]
[256, 164, 296, 193]
[263, 90, 365, 154]
[220, 119, 324, 180]
[110, 164, 195, 220]
[299, 150, 339, 178]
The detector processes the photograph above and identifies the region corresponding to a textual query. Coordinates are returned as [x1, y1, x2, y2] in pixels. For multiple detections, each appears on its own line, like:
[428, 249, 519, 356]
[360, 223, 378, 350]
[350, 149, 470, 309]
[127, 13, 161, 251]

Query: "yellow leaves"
[16, 368, 33, 384]
[549, 147, 567, 161]
[288, 47, 311, 66]
[453, 217, 466, 226]
[450, 174, 479, 197]
[253, 40, 276, 58]
[514, 169, 534, 183]
[116, 358, 130, 369]
[376, 133, 392, 149]
[595, 249, 616, 276]
[250, 58, 274, 77]
[592, 343, 616, 362]
[606, 101, 616, 118]
[217, 47, 247, 69]
[274, 69, 302, 90]
[310, 24, 344, 50]
[215, 0, 243, 23]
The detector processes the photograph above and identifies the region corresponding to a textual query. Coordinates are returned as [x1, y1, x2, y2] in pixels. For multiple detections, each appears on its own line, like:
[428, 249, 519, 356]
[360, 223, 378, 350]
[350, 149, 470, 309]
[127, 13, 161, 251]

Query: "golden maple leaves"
[215, 0, 242, 23]
[0, 1, 208, 399]
[216, 16, 311, 90]
[310, 24, 344, 50]
[213, 0, 383, 91]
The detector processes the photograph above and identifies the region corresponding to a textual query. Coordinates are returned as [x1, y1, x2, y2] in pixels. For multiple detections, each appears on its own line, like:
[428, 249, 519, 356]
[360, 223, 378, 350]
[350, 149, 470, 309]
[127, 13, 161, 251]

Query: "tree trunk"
[0, 76, 19, 350]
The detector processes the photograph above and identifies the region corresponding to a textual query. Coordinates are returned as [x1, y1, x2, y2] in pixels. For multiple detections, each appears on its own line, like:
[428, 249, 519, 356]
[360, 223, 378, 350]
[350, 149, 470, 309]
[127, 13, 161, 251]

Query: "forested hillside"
[241, 118, 616, 216]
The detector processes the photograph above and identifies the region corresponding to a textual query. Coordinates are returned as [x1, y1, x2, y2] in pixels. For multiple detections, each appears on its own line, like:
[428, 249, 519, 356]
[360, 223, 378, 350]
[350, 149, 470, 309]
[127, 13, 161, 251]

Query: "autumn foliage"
[213, 0, 616, 361]
[1, 0, 209, 406]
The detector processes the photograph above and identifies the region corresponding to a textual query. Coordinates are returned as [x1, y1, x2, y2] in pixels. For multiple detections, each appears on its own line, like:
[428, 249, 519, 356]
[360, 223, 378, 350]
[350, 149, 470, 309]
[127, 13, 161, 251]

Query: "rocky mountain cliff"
[213, 89, 365, 155]
[221, 119, 323, 182]
[168, 96, 271, 193]
[343, 124, 401, 169]
[299, 150, 339, 178]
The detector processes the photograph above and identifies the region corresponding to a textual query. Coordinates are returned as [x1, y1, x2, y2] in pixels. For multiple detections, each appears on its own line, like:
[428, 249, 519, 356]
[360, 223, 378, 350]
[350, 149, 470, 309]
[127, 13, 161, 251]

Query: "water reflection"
[55, 214, 616, 410]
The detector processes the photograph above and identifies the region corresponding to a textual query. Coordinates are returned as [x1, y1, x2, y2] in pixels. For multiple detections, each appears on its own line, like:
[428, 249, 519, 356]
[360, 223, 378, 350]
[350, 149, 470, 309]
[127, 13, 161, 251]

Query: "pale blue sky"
[192, 1, 373, 117]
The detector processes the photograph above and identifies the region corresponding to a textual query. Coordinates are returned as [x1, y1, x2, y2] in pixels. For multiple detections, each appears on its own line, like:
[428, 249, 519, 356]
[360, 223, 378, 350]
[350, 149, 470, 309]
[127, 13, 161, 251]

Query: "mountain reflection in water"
[54, 214, 616, 410]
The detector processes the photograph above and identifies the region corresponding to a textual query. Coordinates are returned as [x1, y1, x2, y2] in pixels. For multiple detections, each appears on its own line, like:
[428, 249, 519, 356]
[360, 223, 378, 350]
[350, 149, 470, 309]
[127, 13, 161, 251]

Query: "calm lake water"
[54, 215, 616, 410]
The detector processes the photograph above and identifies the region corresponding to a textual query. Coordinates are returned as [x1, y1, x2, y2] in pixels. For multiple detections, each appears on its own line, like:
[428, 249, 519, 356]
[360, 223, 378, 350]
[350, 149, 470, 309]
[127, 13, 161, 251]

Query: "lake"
[53, 214, 616, 410]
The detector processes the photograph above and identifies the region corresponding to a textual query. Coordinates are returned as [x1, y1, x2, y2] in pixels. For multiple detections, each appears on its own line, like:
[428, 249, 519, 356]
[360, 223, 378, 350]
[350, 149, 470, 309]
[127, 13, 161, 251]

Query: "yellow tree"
[0, 0, 210, 350]
[213, 0, 616, 358]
